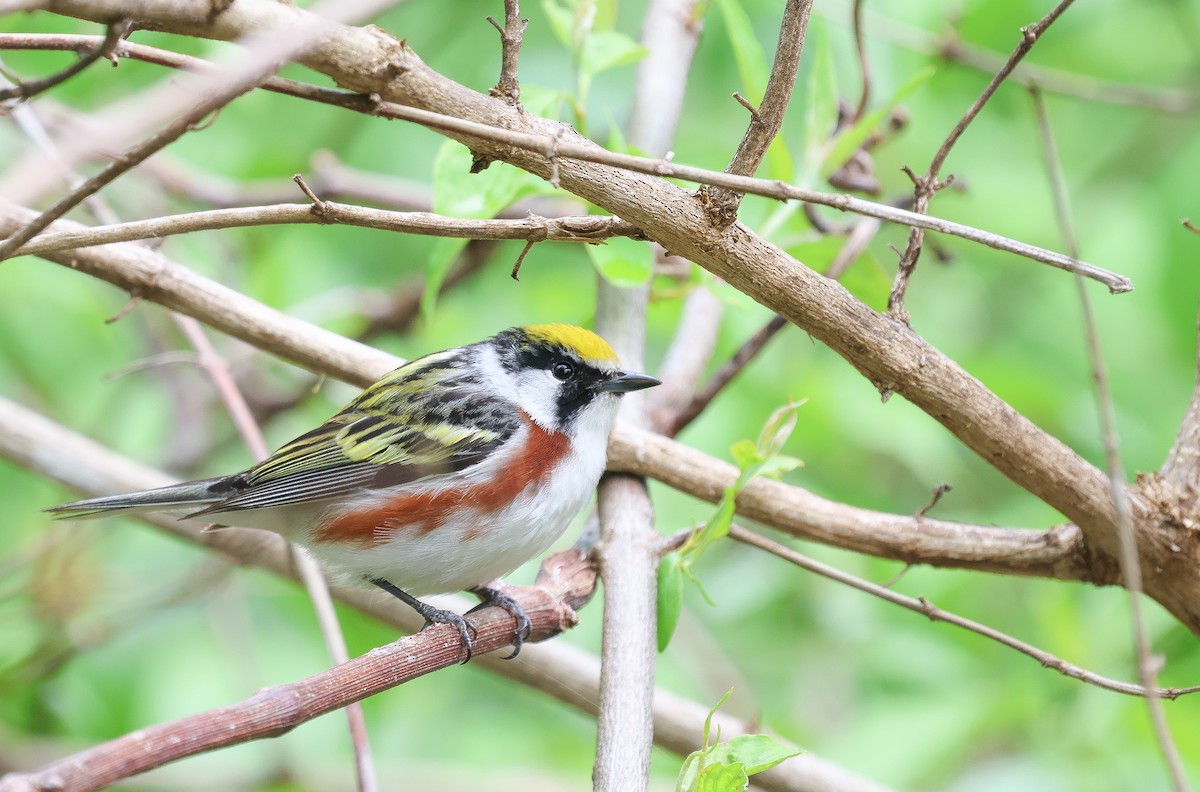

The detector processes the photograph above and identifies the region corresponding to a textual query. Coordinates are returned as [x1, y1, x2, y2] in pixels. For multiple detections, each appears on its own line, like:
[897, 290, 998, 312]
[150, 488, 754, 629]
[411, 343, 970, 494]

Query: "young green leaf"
[657, 551, 685, 651]
[693, 762, 750, 792]
[729, 438, 762, 471]
[756, 399, 805, 461]
[707, 734, 803, 775]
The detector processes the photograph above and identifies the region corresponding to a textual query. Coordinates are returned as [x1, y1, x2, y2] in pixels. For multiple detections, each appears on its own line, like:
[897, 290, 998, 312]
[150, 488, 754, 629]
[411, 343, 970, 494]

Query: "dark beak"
[599, 370, 661, 394]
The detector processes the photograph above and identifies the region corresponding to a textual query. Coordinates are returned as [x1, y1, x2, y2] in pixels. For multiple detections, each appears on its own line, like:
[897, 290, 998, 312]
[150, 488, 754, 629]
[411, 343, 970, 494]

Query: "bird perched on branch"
[48, 324, 660, 659]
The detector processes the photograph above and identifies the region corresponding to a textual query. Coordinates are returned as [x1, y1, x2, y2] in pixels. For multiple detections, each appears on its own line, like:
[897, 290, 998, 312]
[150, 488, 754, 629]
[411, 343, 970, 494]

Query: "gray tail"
[45, 477, 233, 520]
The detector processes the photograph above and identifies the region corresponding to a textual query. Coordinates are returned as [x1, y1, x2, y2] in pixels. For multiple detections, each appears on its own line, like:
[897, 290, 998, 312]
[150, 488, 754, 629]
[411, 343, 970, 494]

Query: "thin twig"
[665, 315, 788, 437]
[888, 0, 1078, 321]
[0, 19, 130, 102]
[646, 284, 724, 434]
[849, 0, 870, 123]
[1030, 85, 1192, 792]
[0, 33, 1134, 292]
[13, 203, 644, 256]
[509, 239, 535, 279]
[487, 0, 527, 105]
[700, 0, 814, 226]
[853, 7, 1200, 114]
[728, 524, 1200, 700]
[917, 483, 952, 517]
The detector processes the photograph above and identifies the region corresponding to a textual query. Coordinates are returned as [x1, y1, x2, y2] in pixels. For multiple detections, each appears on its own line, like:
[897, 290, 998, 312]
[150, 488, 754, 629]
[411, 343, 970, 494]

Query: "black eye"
[551, 361, 575, 381]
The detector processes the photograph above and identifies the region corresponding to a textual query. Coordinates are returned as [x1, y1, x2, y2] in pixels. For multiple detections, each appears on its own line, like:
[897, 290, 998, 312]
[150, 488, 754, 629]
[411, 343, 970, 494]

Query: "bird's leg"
[369, 577, 476, 663]
[467, 585, 533, 659]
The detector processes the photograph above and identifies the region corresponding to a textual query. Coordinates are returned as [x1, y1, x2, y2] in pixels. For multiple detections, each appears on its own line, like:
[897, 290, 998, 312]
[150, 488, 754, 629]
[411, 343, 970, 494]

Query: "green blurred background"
[2, 0, 1199, 789]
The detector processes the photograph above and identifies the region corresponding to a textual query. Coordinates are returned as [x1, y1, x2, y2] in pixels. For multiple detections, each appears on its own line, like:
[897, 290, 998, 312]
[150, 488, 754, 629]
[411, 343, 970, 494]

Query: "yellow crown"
[523, 323, 618, 364]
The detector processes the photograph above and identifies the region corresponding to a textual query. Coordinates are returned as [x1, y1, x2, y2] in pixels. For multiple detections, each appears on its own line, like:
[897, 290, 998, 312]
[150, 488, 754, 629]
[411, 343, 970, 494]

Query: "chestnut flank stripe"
[312, 414, 570, 547]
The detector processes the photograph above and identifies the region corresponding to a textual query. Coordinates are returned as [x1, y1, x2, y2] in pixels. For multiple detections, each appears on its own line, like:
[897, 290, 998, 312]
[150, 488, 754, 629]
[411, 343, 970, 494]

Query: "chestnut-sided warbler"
[49, 324, 660, 659]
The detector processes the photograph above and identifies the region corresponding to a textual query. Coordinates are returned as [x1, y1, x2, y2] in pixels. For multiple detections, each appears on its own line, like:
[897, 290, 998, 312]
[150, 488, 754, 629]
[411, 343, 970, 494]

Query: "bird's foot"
[369, 577, 477, 663]
[468, 585, 533, 659]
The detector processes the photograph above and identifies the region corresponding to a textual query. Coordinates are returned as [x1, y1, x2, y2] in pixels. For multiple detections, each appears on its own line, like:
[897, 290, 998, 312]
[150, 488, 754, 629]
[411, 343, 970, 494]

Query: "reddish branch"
[0, 550, 596, 792]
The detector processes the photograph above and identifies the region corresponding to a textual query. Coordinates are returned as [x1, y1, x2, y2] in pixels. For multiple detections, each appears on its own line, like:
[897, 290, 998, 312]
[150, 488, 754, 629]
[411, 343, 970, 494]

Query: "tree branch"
[0, 199, 1103, 582]
[0, 549, 595, 792]
[888, 0, 1078, 320]
[699, 0, 813, 226]
[13, 203, 643, 256]
[0, 18, 129, 101]
[728, 525, 1200, 700]
[0, 32, 1134, 292]
[486, 0, 526, 105]
[13, 0, 1180, 617]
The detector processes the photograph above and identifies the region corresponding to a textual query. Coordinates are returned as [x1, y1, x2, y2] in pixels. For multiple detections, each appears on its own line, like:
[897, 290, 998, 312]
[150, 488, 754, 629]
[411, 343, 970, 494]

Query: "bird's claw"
[468, 585, 533, 659]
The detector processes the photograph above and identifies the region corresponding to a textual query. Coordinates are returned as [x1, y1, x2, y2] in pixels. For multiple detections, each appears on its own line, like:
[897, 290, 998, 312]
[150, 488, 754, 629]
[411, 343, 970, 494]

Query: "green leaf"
[586, 235, 655, 287]
[426, 139, 555, 316]
[657, 552, 685, 651]
[729, 439, 762, 472]
[705, 489, 737, 544]
[707, 734, 803, 775]
[694, 762, 750, 792]
[432, 139, 534, 220]
[821, 65, 935, 179]
[756, 399, 805, 460]
[754, 453, 803, 480]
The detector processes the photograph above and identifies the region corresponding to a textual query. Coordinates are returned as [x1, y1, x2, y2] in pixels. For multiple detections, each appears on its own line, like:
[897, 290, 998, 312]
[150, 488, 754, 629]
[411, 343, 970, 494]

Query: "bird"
[48, 324, 660, 660]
